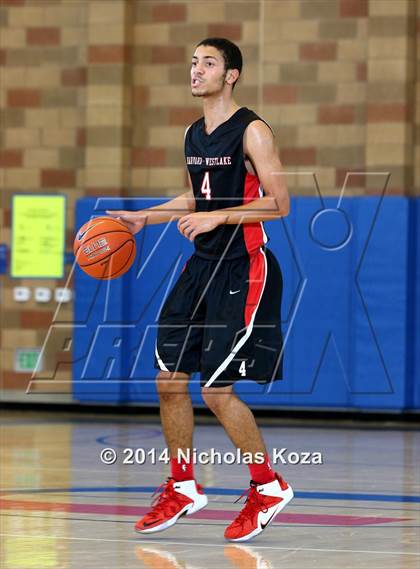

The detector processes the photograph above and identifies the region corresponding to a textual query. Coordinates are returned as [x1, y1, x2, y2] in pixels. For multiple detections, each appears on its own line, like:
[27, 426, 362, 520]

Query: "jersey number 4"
[200, 171, 211, 200]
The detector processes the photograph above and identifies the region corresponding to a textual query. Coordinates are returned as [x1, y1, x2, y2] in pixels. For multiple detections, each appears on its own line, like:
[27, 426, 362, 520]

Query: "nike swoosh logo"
[78, 220, 104, 240]
[259, 508, 278, 530]
[142, 520, 160, 527]
[229, 290, 240, 295]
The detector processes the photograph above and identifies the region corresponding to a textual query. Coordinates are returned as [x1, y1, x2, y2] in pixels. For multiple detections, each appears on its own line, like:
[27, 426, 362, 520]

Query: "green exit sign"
[15, 349, 43, 373]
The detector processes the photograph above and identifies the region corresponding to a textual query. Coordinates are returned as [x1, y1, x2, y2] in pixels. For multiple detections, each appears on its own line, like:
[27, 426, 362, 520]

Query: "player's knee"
[156, 371, 190, 401]
[201, 385, 233, 415]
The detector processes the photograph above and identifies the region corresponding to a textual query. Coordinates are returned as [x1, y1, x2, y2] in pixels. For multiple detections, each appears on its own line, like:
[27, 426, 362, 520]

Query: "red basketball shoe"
[135, 478, 208, 534]
[224, 474, 293, 542]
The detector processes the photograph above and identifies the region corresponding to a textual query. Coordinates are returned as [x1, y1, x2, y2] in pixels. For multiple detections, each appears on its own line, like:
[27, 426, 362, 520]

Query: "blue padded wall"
[408, 198, 420, 410]
[73, 196, 418, 411]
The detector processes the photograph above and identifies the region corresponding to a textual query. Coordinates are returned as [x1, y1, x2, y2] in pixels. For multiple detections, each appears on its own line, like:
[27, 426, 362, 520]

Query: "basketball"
[73, 216, 136, 280]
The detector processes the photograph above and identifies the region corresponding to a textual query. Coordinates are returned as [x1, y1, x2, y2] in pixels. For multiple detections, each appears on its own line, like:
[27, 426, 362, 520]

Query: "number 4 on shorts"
[239, 361, 246, 376]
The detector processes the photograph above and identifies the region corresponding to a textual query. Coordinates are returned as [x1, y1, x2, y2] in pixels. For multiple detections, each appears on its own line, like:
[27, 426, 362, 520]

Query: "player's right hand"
[106, 210, 147, 234]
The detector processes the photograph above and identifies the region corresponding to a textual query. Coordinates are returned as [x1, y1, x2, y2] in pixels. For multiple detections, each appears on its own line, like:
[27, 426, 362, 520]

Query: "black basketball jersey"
[184, 107, 270, 260]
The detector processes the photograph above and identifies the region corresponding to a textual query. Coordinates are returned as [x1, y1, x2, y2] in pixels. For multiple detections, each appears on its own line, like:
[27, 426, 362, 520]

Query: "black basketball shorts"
[154, 246, 284, 388]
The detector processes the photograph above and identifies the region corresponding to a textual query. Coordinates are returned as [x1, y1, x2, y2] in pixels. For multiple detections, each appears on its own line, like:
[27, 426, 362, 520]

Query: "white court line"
[0, 533, 419, 557]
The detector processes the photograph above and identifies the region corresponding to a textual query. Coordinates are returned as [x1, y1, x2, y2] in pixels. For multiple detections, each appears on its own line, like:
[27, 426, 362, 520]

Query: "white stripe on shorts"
[204, 247, 268, 388]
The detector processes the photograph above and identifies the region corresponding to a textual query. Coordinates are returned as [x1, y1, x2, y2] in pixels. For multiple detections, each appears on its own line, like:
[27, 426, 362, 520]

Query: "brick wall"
[1, 0, 90, 395]
[128, 0, 419, 197]
[0, 0, 419, 398]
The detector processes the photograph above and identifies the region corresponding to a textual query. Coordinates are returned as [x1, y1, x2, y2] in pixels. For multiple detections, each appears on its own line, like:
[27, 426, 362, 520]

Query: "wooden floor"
[0, 410, 419, 569]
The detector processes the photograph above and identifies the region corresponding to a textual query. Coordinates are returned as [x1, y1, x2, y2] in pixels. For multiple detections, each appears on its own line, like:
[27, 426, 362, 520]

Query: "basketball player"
[107, 38, 293, 542]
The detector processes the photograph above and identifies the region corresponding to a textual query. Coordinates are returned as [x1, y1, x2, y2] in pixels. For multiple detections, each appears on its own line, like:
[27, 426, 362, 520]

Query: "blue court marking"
[96, 431, 162, 446]
[0, 411, 162, 424]
[2, 491, 412, 512]
[2, 420, 419, 432]
[2, 486, 419, 503]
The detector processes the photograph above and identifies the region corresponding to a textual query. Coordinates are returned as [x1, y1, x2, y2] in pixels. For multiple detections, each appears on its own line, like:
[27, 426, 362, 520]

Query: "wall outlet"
[55, 288, 72, 303]
[13, 287, 30, 302]
[34, 287, 52, 303]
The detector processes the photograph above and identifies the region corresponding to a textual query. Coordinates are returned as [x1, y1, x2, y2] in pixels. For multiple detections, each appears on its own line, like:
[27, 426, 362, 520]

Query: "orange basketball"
[74, 216, 136, 280]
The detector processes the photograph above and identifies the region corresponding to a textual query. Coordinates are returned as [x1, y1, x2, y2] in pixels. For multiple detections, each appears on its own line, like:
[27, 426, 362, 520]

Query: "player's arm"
[219, 120, 289, 223]
[106, 186, 195, 234]
[243, 120, 289, 217]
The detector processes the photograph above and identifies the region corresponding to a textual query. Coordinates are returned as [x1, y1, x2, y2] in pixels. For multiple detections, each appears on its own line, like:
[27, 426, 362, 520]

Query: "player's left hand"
[177, 212, 226, 241]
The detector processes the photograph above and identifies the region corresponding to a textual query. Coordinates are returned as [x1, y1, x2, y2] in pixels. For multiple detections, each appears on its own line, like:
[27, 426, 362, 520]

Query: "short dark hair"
[196, 37, 243, 89]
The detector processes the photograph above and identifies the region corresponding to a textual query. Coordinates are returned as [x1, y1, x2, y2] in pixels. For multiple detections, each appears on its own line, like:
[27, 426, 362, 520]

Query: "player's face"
[190, 46, 227, 97]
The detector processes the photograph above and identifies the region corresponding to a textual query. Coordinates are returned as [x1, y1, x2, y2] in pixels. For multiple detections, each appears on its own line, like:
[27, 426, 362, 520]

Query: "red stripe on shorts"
[245, 249, 266, 327]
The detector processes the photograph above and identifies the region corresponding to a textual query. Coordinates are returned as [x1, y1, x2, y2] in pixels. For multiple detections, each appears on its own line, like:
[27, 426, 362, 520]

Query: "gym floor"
[0, 410, 419, 569]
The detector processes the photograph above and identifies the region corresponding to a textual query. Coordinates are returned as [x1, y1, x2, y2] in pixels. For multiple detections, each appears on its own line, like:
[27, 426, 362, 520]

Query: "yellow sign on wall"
[11, 195, 66, 278]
